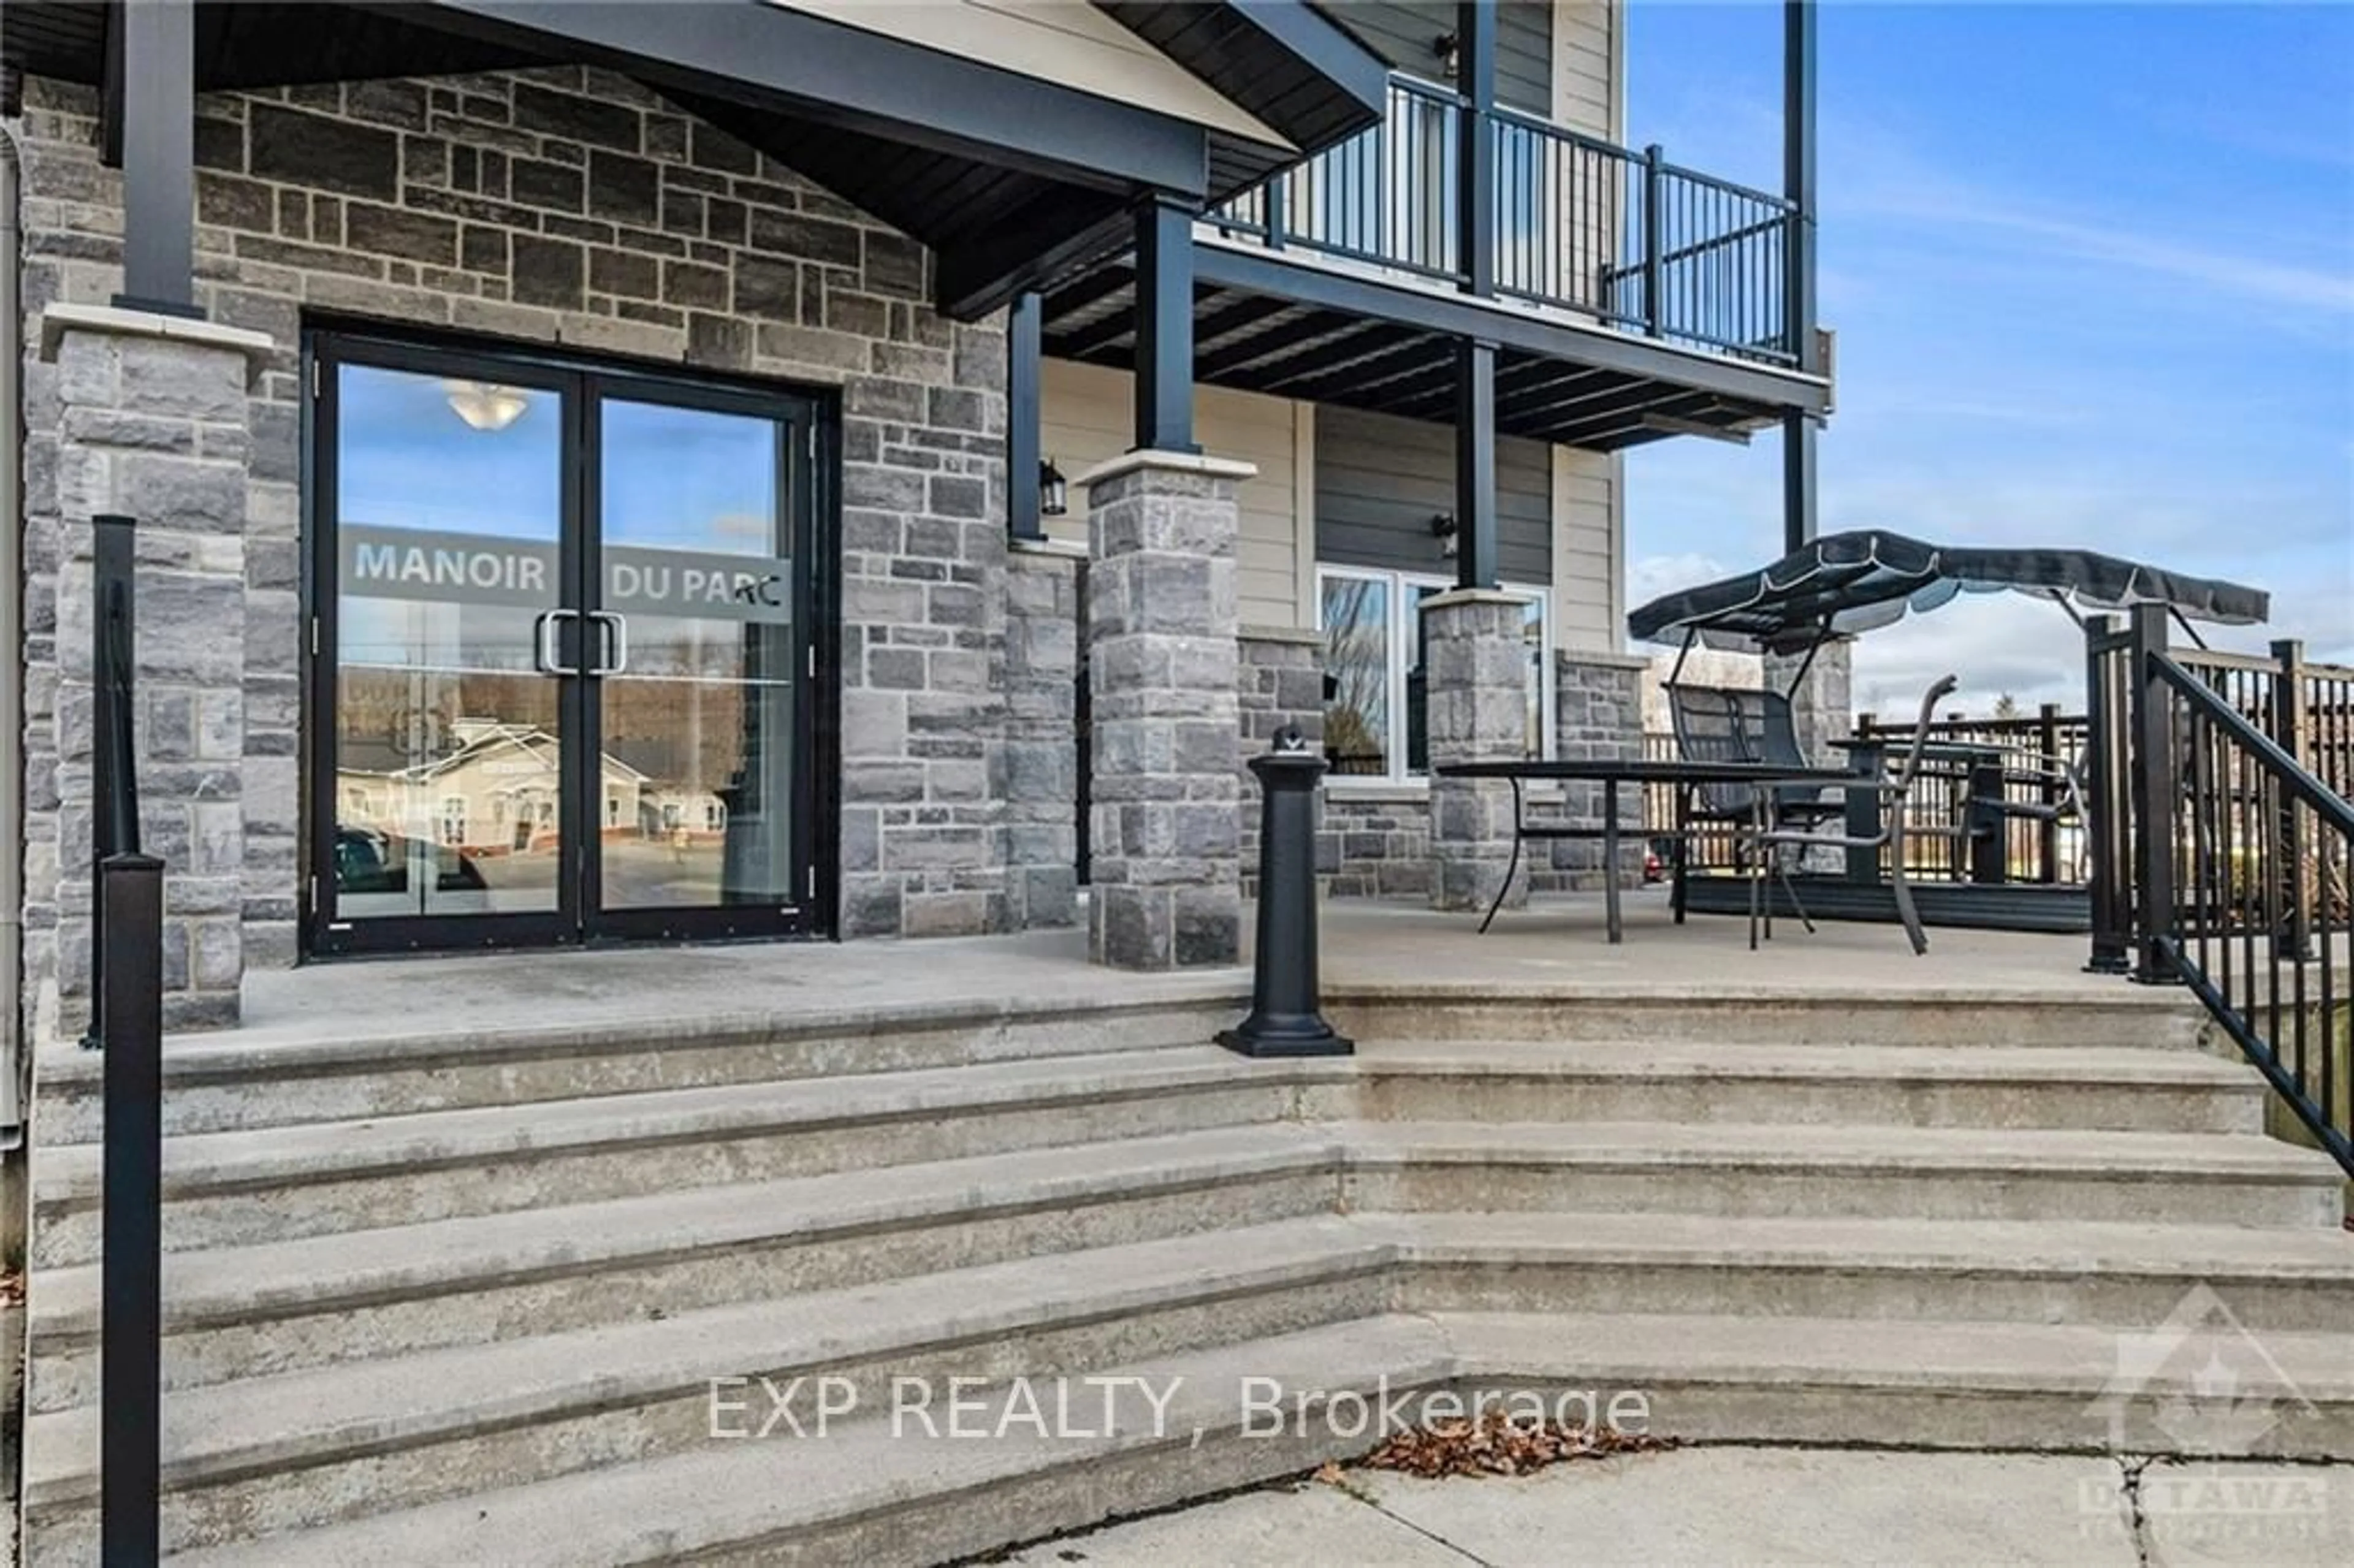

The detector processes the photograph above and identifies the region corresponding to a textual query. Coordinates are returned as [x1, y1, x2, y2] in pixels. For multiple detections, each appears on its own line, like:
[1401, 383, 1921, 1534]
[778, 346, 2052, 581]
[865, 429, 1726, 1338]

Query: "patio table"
[1435, 758, 1861, 945]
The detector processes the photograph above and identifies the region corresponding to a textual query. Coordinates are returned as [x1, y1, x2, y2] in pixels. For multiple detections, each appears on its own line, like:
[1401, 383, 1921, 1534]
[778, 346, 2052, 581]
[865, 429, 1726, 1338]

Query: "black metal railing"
[1207, 75, 1799, 367]
[2103, 604, 2352, 1176]
[1849, 706, 2091, 885]
[90, 512, 166, 1563]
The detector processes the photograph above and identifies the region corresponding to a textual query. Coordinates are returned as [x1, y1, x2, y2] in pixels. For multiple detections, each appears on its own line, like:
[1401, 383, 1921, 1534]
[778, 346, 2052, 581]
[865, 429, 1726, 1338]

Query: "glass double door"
[310, 334, 823, 953]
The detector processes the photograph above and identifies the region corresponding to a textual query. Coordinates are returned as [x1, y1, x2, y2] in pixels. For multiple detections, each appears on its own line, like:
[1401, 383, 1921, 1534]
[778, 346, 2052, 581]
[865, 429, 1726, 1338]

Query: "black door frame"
[301, 324, 840, 957]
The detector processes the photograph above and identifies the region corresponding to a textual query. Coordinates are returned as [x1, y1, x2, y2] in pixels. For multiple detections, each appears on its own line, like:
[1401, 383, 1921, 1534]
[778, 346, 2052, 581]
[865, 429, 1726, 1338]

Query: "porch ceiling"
[1038, 265, 1797, 452]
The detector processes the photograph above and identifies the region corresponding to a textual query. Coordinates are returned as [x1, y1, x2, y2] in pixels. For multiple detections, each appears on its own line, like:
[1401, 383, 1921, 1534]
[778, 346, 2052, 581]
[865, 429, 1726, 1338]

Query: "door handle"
[589, 611, 629, 676]
[533, 609, 581, 676]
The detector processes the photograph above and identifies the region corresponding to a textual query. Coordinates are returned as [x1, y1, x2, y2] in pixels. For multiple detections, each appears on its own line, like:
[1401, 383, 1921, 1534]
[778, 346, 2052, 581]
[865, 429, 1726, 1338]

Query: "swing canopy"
[1626, 529, 2269, 655]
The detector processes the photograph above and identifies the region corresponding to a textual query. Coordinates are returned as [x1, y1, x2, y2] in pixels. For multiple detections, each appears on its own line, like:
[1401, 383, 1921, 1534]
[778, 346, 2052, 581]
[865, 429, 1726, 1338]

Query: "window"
[439, 795, 467, 846]
[1317, 566, 1552, 785]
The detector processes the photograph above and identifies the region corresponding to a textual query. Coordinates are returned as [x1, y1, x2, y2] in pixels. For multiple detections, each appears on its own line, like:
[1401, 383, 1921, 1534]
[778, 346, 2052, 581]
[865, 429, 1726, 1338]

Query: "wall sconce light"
[1039, 458, 1069, 518]
[1431, 511, 1458, 560]
[443, 379, 531, 432]
[1434, 32, 1461, 82]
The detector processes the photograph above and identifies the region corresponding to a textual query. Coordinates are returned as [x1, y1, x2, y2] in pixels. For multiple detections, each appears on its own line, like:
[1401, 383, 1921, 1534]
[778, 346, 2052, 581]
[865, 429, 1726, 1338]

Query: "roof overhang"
[1, 0, 1386, 321]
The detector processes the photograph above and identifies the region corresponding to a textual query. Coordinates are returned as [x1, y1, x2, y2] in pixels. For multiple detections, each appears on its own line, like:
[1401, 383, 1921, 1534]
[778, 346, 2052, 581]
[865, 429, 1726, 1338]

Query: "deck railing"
[1208, 76, 1799, 367]
[1849, 707, 2091, 885]
[2092, 606, 2353, 1176]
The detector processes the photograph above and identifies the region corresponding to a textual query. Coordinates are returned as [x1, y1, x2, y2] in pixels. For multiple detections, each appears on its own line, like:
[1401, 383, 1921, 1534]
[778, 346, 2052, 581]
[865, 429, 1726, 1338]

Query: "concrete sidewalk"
[1006, 1449, 2350, 1567]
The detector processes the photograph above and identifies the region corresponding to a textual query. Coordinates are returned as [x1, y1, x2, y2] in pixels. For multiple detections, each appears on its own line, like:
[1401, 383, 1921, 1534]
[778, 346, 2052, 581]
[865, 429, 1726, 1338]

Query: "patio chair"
[1667, 683, 1848, 921]
[1739, 674, 1960, 956]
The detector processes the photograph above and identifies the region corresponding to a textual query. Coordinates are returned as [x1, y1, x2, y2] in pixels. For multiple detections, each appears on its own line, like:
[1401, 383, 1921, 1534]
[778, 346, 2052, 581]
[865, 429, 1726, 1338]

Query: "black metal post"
[110, 0, 198, 316]
[1783, 0, 1818, 366]
[1219, 730, 1350, 1058]
[99, 851, 166, 1567]
[86, 515, 140, 1050]
[1966, 756, 2008, 885]
[1781, 0, 1819, 552]
[1455, 0, 1496, 297]
[2271, 637, 2311, 961]
[2036, 701, 2062, 883]
[1130, 193, 1198, 454]
[2127, 602, 2176, 983]
[1453, 338, 1497, 590]
[1006, 291, 1043, 542]
[2084, 614, 2130, 973]
[1640, 144, 1665, 337]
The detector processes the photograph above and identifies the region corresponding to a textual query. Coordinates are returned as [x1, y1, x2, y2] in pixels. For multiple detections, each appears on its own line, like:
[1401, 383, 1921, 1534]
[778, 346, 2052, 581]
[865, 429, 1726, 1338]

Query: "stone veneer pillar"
[1423, 588, 1529, 913]
[1548, 649, 1649, 888]
[1236, 626, 1324, 897]
[1766, 636, 1856, 766]
[1002, 539, 1084, 929]
[1080, 451, 1253, 969]
[39, 305, 273, 1034]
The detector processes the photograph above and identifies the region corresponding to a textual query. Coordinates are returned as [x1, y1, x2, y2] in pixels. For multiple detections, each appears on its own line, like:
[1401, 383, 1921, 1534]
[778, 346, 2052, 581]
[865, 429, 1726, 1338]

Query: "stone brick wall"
[13, 65, 1016, 1028]
[1235, 626, 1321, 897]
[1318, 792, 1432, 899]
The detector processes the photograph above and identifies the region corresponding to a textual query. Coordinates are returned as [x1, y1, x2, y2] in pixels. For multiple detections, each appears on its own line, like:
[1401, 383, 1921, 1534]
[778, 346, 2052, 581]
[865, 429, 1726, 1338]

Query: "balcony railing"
[1208, 77, 1801, 368]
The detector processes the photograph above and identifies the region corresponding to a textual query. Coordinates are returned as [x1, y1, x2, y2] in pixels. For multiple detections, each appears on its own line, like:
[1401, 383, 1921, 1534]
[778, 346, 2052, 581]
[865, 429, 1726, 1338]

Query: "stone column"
[1548, 648, 1649, 889]
[1081, 451, 1252, 969]
[1764, 636, 1856, 767]
[1423, 588, 1529, 913]
[39, 305, 271, 1034]
[1764, 637, 1855, 874]
[1236, 626, 1324, 898]
[1002, 539, 1083, 929]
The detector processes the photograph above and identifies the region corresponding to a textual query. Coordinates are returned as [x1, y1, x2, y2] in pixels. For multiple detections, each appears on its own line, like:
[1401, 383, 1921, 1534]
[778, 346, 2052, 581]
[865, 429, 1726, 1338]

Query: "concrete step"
[1339, 1121, 2346, 1227]
[161, 1307, 2354, 1567]
[21, 1216, 1392, 1561]
[29, 1046, 1303, 1265]
[31, 986, 1250, 1139]
[1387, 1211, 2354, 1333]
[1436, 1311, 2354, 1458]
[1331, 1040, 2267, 1133]
[1324, 984, 2208, 1052]
[25, 1124, 1344, 1412]
[160, 1314, 1463, 1568]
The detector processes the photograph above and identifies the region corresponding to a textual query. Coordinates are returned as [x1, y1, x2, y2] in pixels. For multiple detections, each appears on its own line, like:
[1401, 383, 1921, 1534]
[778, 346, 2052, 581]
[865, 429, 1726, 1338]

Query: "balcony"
[1040, 76, 1828, 451]
[1211, 76, 1800, 367]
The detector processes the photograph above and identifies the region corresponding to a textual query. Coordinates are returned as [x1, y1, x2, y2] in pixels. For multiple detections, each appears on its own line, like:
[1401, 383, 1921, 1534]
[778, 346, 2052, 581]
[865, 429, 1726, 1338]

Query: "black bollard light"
[1219, 726, 1352, 1058]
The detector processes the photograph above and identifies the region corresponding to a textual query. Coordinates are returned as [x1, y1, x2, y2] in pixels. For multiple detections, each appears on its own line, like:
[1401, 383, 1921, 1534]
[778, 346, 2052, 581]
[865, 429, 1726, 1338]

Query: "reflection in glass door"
[310, 334, 824, 954]
[327, 359, 572, 929]
[590, 395, 801, 927]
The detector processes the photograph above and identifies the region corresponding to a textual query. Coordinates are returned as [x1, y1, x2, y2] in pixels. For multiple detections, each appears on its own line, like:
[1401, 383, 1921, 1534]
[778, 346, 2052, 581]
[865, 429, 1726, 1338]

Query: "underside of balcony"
[1038, 246, 1827, 452]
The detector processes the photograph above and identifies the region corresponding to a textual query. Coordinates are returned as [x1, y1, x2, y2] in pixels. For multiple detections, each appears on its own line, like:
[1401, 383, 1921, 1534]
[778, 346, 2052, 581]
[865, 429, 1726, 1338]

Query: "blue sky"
[1622, 1, 2354, 714]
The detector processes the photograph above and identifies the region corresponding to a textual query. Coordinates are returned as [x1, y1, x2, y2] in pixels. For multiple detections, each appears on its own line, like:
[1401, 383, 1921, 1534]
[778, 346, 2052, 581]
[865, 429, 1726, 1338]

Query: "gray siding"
[1314, 406, 1551, 584]
[1327, 1, 1554, 116]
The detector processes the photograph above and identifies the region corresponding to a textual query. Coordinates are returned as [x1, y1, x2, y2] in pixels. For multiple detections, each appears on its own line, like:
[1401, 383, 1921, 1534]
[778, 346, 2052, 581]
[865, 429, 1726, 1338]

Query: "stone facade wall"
[13, 65, 1016, 1029]
[1235, 626, 1320, 897]
[1319, 792, 1431, 899]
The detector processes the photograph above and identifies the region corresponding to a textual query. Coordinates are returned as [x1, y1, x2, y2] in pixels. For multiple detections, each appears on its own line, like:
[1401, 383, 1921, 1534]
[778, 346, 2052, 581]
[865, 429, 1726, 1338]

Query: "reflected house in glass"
[2, 0, 1830, 1019]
